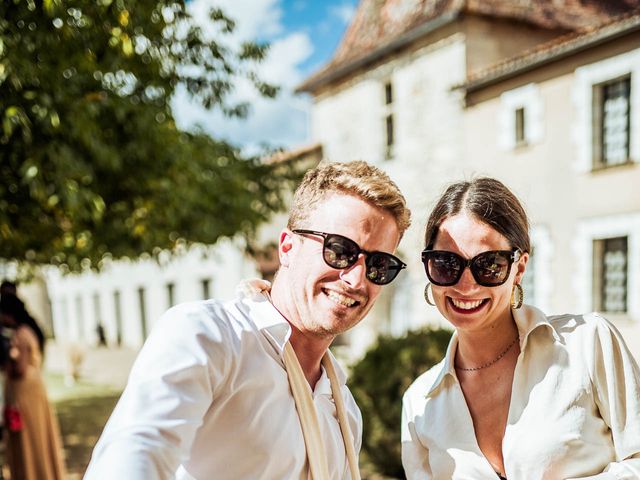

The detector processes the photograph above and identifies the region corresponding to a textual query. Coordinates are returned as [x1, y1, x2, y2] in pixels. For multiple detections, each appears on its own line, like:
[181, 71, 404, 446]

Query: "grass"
[45, 373, 122, 479]
[43, 372, 397, 479]
[46, 372, 120, 403]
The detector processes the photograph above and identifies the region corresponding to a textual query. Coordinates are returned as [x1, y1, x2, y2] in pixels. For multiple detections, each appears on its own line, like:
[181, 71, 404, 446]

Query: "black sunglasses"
[421, 249, 521, 287]
[292, 229, 406, 285]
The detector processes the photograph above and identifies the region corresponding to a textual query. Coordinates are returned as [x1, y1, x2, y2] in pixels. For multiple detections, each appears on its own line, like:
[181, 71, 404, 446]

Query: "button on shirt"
[402, 305, 640, 480]
[85, 294, 362, 480]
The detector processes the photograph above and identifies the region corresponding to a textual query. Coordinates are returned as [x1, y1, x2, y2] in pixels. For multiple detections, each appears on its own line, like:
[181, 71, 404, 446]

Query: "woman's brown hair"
[424, 177, 531, 253]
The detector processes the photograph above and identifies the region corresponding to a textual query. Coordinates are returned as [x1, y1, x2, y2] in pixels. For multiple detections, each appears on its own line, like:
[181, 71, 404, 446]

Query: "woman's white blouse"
[402, 305, 640, 479]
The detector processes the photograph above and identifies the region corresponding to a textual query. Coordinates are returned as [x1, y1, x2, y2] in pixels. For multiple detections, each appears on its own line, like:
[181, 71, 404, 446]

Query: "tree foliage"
[0, 0, 298, 272]
[349, 328, 452, 478]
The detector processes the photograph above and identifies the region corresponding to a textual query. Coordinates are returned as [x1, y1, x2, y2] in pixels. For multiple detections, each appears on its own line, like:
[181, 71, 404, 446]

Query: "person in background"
[0, 281, 12, 480]
[0, 294, 66, 480]
[402, 178, 640, 479]
[85, 160, 411, 479]
[0, 282, 16, 297]
[0, 280, 49, 479]
[0, 281, 45, 356]
[95, 323, 107, 348]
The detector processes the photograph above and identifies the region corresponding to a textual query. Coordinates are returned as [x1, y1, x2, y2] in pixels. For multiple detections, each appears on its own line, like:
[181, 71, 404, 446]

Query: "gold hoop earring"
[424, 283, 435, 306]
[511, 283, 524, 309]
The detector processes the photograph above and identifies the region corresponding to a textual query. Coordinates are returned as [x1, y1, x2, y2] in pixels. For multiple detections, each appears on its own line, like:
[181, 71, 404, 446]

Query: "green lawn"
[45, 373, 394, 479]
[46, 373, 122, 478]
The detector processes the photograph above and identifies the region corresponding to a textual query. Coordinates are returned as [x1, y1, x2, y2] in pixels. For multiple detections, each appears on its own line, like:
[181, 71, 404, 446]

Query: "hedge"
[349, 327, 452, 478]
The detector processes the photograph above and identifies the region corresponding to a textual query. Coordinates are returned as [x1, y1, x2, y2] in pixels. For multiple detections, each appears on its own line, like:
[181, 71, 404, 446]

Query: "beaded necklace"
[455, 335, 519, 372]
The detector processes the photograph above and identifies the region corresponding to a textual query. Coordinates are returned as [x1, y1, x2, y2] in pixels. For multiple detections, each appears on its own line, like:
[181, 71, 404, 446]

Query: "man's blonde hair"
[287, 160, 411, 236]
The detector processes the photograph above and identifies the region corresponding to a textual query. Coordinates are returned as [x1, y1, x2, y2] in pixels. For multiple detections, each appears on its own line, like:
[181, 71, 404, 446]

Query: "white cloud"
[260, 32, 313, 86]
[172, 0, 315, 154]
[329, 3, 356, 24]
[188, 0, 284, 41]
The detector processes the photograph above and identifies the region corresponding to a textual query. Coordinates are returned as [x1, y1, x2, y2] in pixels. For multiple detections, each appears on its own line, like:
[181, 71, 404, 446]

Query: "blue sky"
[278, 0, 358, 75]
[173, 0, 359, 154]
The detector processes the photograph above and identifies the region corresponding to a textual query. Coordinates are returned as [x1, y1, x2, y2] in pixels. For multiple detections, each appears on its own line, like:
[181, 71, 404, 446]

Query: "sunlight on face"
[431, 212, 527, 333]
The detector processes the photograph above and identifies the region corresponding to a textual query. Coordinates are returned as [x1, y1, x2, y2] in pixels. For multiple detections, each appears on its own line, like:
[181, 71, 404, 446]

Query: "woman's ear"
[278, 229, 295, 268]
[514, 252, 529, 284]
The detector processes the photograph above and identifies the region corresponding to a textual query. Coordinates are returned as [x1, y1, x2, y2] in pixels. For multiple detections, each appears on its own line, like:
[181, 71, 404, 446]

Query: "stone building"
[297, 0, 640, 358]
[459, 12, 640, 355]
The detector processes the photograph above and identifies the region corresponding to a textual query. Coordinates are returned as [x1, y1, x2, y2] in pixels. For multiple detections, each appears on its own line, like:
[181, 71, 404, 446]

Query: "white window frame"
[498, 83, 544, 150]
[572, 49, 640, 172]
[382, 78, 395, 160]
[592, 236, 629, 313]
[574, 213, 640, 321]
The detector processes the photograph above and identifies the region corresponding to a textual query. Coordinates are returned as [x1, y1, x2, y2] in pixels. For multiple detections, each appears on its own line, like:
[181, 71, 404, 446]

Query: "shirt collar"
[424, 337, 458, 398]
[244, 291, 292, 354]
[242, 291, 349, 388]
[512, 303, 562, 347]
[425, 304, 559, 398]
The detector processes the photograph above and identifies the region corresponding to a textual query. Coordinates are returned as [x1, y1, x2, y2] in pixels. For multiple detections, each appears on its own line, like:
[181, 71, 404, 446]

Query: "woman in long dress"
[0, 294, 66, 480]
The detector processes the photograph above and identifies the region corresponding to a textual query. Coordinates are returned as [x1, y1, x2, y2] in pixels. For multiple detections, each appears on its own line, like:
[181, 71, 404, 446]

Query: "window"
[515, 107, 526, 145]
[383, 80, 394, 159]
[574, 51, 639, 172]
[593, 76, 631, 168]
[386, 115, 394, 148]
[593, 237, 627, 313]
[166, 282, 175, 308]
[93, 292, 104, 343]
[201, 279, 211, 300]
[138, 287, 148, 339]
[113, 290, 123, 346]
[498, 83, 543, 151]
[385, 81, 393, 105]
[48, 298, 54, 337]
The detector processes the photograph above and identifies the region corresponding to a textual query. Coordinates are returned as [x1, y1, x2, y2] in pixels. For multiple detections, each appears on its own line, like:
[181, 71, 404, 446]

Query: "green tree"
[349, 328, 452, 478]
[0, 0, 297, 272]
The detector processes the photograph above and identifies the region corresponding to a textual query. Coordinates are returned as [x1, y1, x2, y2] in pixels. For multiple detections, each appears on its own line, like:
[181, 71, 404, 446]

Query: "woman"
[0, 295, 66, 480]
[402, 178, 640, 479]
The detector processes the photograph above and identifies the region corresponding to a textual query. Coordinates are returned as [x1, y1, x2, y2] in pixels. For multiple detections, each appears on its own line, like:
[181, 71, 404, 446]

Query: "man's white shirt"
[84, 293, 362, 479]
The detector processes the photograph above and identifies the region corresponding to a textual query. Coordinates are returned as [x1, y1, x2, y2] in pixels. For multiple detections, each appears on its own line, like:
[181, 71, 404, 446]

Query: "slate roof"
[298, 0, 638, 93]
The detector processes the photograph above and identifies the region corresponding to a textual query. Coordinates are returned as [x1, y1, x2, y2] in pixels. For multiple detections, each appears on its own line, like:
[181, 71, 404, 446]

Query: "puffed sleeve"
[401, 390, 433, 479]
[84, 301, 234, 479]
[577, 315, 640, 479]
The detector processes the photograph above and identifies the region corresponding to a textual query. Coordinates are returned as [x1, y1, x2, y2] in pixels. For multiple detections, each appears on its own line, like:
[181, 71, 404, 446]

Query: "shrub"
[349, 327, 452, 478]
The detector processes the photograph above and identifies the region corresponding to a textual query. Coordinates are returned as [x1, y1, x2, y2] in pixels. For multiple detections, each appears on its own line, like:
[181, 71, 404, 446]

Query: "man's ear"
[278, 229, 295, 268]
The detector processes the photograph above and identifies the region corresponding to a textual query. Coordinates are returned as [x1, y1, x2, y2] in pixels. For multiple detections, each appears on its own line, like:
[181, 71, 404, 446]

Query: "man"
[85, 160, 411, 479]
